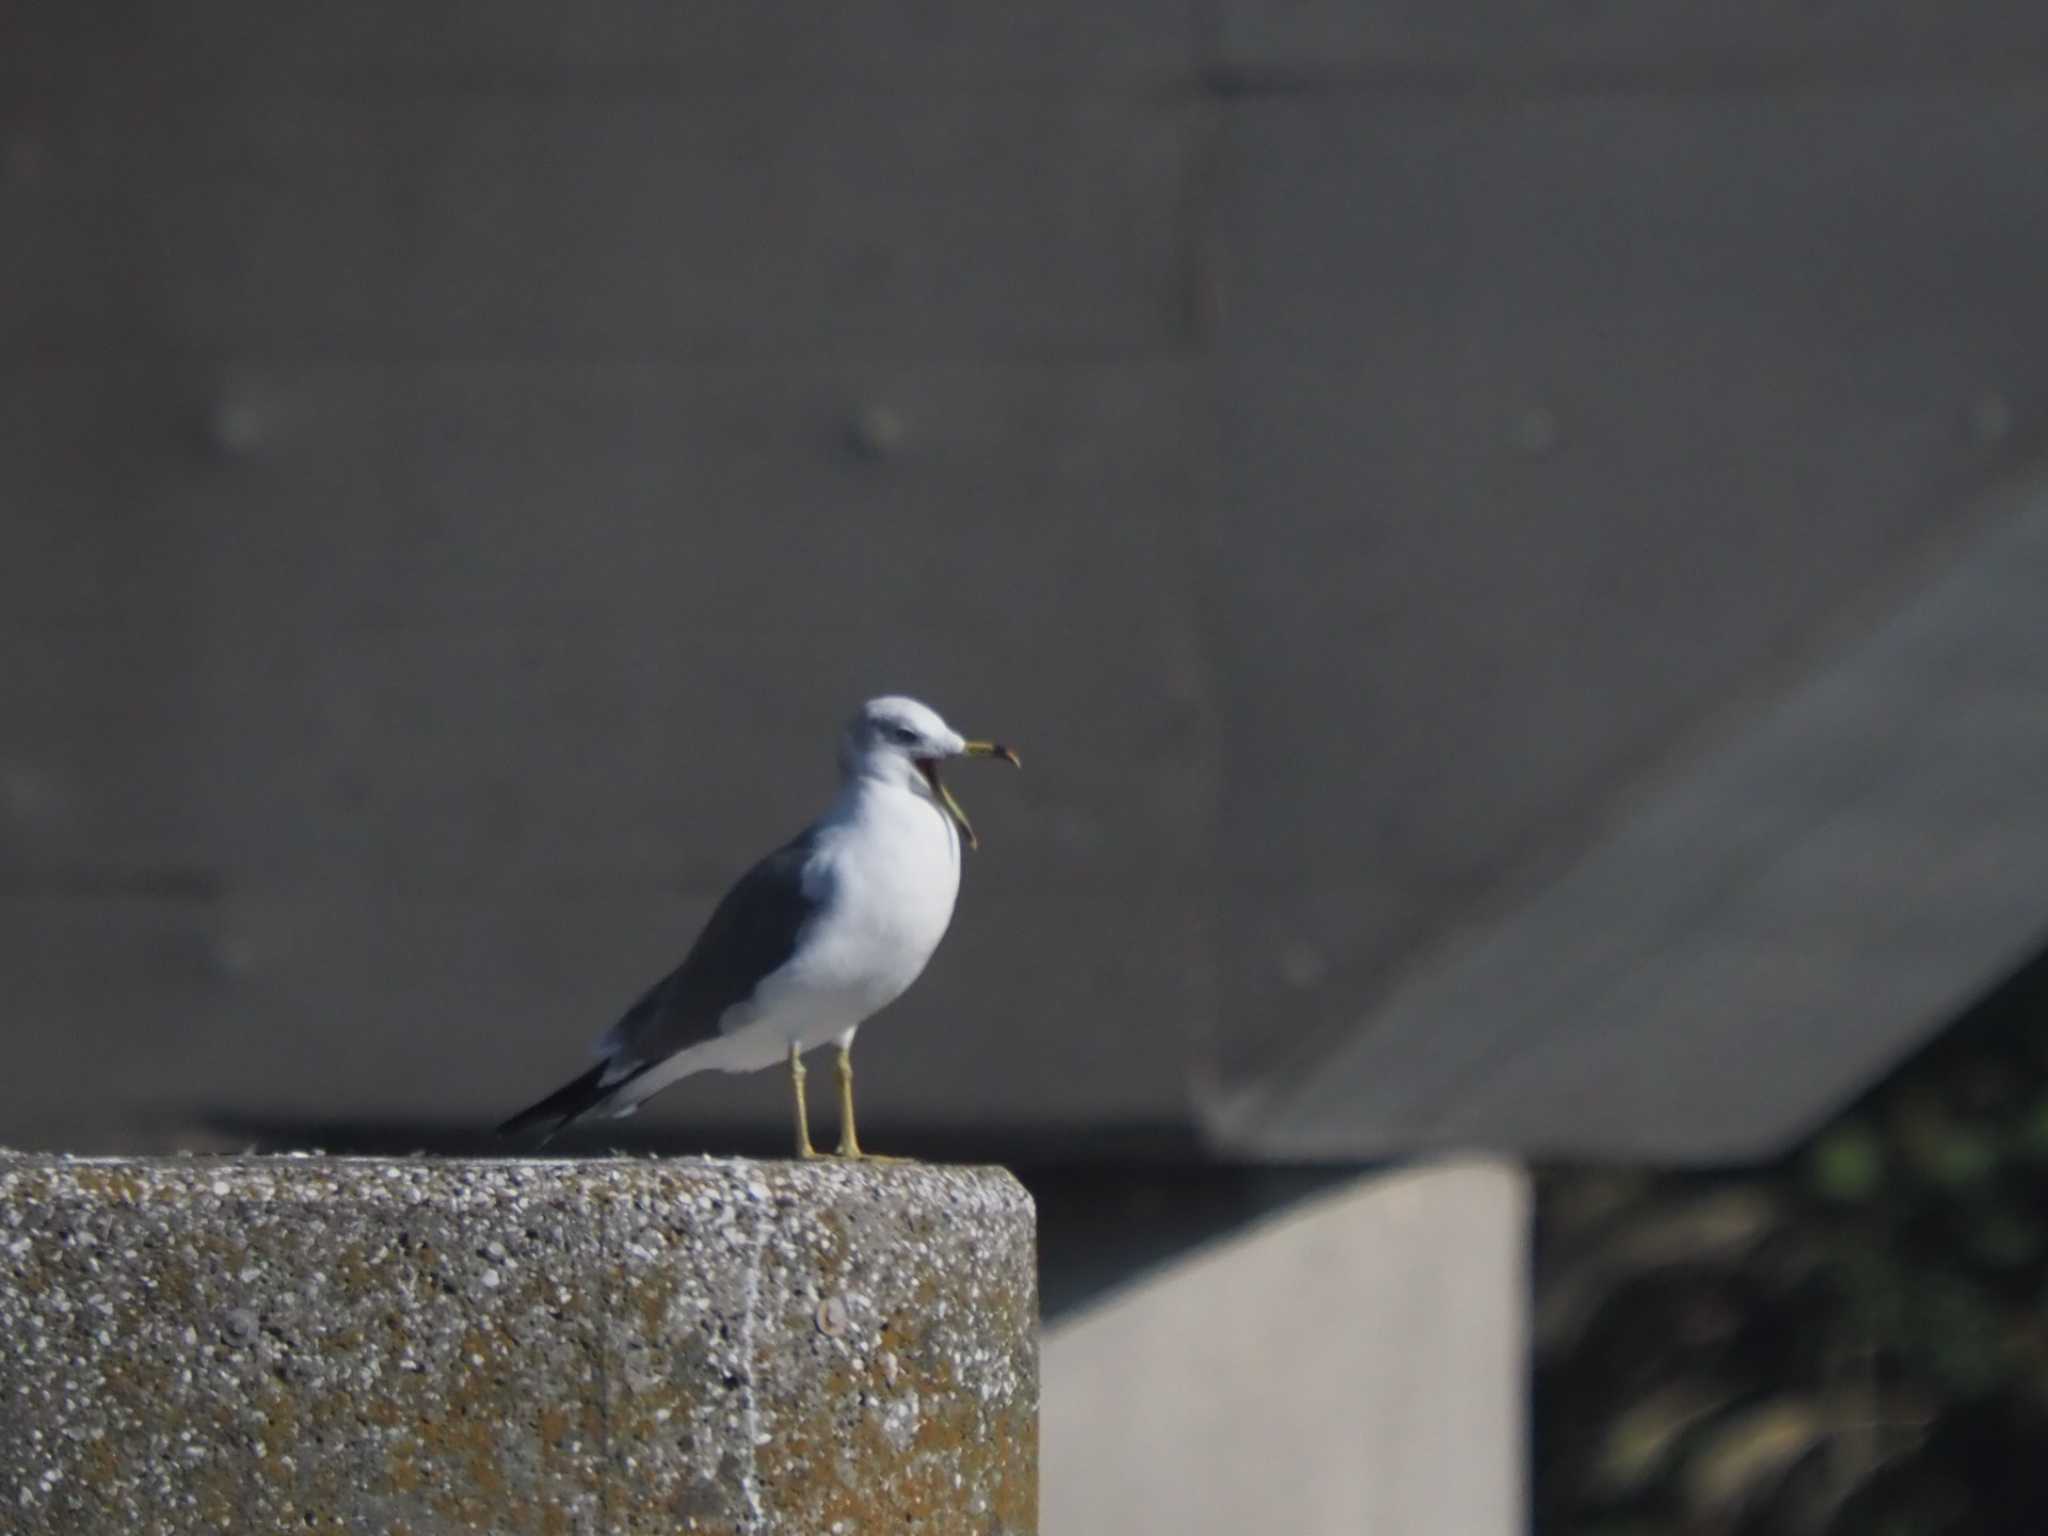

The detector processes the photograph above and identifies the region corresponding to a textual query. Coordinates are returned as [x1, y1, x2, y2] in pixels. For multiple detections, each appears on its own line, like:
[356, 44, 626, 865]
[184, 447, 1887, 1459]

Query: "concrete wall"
[1043, 1160, 1530, 1535]
[7, 3, 2048, 1157]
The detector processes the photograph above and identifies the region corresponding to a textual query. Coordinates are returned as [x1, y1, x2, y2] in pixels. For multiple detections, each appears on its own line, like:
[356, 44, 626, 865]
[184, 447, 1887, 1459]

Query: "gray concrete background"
[6, 2, 2047, 1158]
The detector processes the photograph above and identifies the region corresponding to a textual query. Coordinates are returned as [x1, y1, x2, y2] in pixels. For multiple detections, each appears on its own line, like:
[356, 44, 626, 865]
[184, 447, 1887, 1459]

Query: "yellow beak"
[961, 740, 1022, 768]
[926, 740, 1021, 851]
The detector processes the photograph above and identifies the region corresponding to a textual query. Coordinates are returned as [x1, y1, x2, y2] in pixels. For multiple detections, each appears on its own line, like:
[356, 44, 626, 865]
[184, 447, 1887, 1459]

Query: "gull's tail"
[497, 1062, 637, 1145]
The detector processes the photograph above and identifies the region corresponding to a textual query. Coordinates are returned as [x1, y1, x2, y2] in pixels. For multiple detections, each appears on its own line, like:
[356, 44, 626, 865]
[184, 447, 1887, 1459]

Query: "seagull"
[498, 695, 1019, 1157]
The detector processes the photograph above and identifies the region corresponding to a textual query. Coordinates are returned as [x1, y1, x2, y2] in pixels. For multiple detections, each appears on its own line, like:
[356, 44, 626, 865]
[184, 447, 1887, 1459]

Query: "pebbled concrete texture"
[0, 1154, 1037, 1535]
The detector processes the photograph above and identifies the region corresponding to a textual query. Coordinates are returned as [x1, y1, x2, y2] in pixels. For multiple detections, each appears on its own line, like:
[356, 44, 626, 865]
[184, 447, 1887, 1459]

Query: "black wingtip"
[496, 1062, 611, 1144]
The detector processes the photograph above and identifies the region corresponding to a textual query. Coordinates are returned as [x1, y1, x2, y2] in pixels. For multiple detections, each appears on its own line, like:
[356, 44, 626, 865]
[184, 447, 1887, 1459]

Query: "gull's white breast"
[716, 780, 962, 1068]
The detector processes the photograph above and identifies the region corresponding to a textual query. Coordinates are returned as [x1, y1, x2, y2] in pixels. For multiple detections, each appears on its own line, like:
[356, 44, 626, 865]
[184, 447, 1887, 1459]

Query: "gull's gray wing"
[599, 826, 831, 1073]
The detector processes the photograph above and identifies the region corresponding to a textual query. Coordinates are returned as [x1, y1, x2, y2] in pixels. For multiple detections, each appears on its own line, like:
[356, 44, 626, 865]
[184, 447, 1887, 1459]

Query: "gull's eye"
[884, 722, 920, 746]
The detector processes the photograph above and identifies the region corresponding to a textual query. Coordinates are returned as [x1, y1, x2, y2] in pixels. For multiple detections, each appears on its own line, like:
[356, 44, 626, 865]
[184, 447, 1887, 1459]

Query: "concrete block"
[1043, 1159, 1528, 1536]
[0, 1154, 1037, 1535]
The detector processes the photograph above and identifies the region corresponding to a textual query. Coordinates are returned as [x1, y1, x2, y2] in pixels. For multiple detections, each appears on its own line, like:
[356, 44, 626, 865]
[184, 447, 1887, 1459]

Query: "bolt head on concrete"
[0, 1154, 1037, 1535]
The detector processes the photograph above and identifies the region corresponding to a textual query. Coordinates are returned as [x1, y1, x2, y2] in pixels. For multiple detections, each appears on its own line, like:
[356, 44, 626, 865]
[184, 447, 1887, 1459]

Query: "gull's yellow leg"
[835, 1041, 909, 1163]
[790, 1042, 819, 1159]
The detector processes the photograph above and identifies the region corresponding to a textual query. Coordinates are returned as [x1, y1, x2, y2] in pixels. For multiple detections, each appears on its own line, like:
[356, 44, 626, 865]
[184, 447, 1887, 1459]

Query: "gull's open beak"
[919, 740, 1020, 851]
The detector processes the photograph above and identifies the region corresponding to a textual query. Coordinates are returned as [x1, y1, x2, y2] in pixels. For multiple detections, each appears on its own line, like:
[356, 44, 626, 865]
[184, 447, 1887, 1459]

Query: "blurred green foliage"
[1534, 952, 2048, 1534]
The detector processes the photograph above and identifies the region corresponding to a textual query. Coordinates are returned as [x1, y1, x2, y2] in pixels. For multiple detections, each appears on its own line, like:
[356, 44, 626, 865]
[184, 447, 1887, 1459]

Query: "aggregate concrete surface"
[0, 1153, 1037, 1534]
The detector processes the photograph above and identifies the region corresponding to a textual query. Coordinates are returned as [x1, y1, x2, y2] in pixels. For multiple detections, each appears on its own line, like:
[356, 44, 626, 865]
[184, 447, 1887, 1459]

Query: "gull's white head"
[840, 695, 1020, 849]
